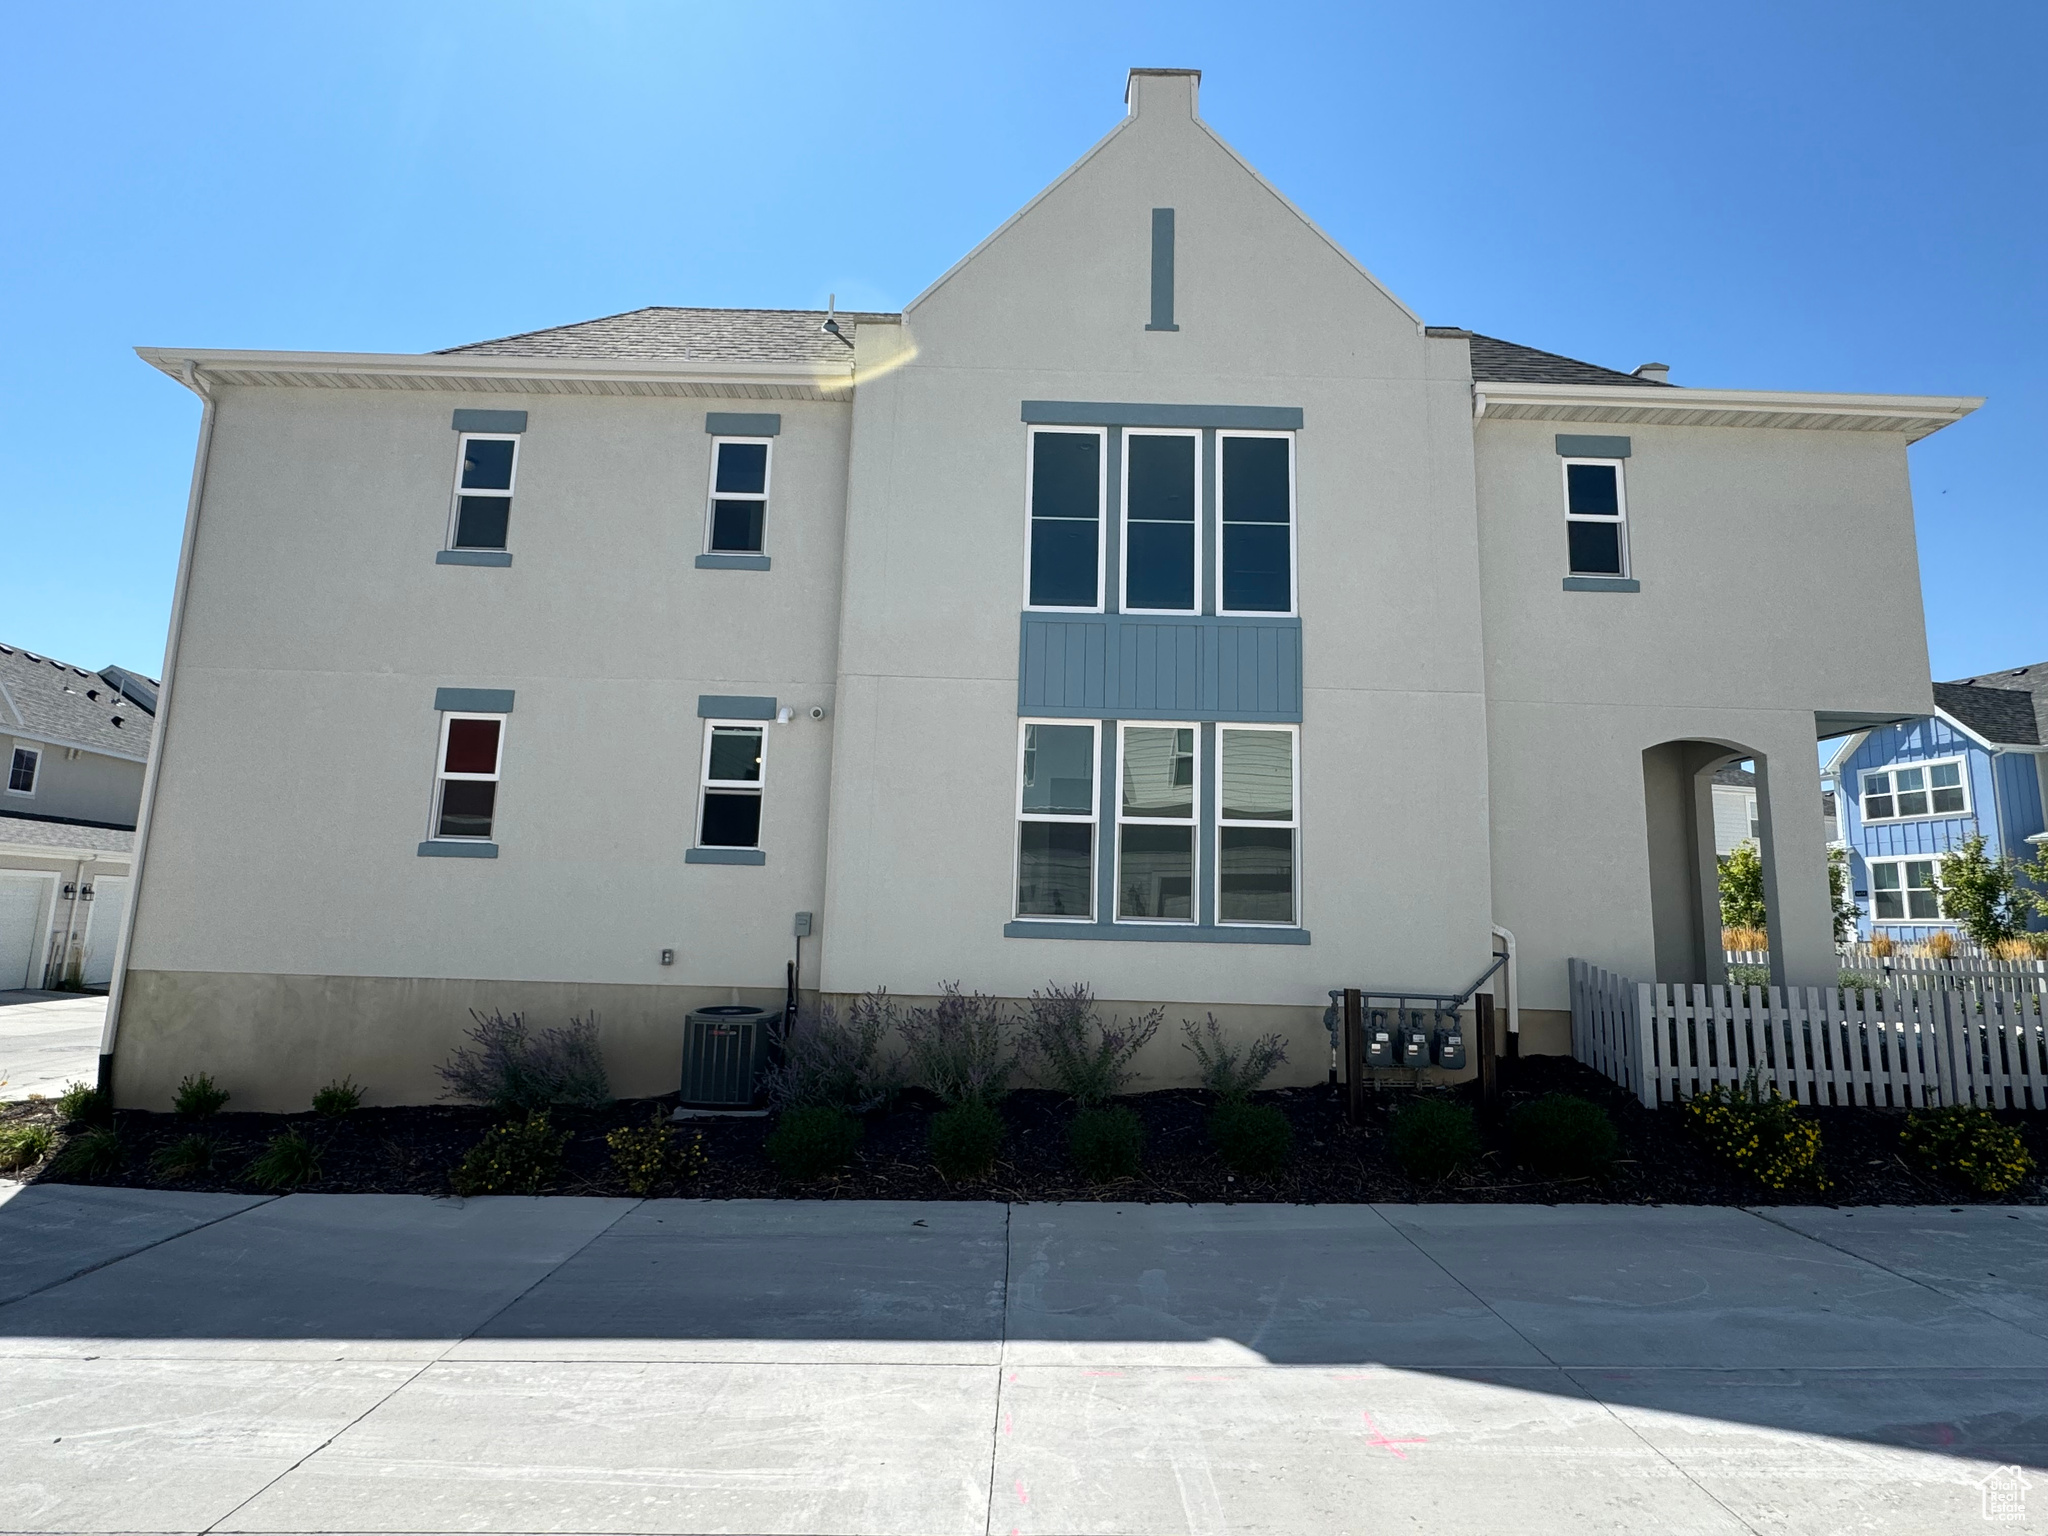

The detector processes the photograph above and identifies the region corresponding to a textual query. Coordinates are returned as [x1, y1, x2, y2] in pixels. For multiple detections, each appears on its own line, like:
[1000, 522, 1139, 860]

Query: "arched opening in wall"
[1641, 739, 1771, 985]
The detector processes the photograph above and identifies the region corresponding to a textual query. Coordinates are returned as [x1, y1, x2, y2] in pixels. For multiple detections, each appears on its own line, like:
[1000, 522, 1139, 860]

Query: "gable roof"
[0, 642, 158, 762]
[1465, 334, 1672, 388]
[0, 812, 135, 854]
[436, 307, 898, 366]
[1933, 663, 2048, 747]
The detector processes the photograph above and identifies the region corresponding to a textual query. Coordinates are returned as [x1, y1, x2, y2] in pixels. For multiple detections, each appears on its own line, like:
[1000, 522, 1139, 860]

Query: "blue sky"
[3, 2, 2041, 680]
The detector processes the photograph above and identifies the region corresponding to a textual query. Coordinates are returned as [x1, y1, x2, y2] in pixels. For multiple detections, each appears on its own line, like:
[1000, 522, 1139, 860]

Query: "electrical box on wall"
[792, 911, 813, 937]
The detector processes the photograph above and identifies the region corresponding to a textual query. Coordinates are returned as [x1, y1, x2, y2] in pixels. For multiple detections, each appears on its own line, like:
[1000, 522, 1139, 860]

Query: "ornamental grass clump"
[1900, 1105, 2035, 1195]
[1389, 1099, 1480, 1183]
[0, 1123, 55, 1172]
[765, 1104, 864, 1180]
[928, 1101, 1006, 1181]
[450, 1112, 566, 1196]
[1022, 983, 1162, 1107]
[152, 1133, 221, 1180]
[606, 1118, 707, 1196]
[1507, 1094, 1619, 1180]
[1068, 1105, 1144, 1182]
[54, 1125, 124, 1178]
[312, 1078, 365, 1118]
[439, 1010, 611, 1114]
[1681, 1075, 1826, 1192]
[761, 993, 903, 1114]
[900, 984, 1017, 1108]
[248, 1128, 323, 1191]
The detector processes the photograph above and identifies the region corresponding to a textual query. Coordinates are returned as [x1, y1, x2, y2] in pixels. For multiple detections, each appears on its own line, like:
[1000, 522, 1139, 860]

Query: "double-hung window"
[7, 746, 38, 796]
[1562, 458, 1627, 577]
[1026, 428, 1105, 610]
[1218, 726, 1298, 925]
[1861, 760, 1966, 822]
[1016, 720, 1097, 918]
[450, 434, 518, 551]
[706, 438, 772, 555]
[698, 723, 766, 849]
[1217, 432, 1295, 614]
[432, 714, 504, 840]
[1869, 858, 1941, 922]
[1122, 432, 1199, 612]
[1117, 724, 1197, 920]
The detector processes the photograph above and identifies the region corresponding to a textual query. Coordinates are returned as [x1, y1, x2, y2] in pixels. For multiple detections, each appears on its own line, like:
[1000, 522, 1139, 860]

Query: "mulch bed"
[6, 1055, 2044, 1205]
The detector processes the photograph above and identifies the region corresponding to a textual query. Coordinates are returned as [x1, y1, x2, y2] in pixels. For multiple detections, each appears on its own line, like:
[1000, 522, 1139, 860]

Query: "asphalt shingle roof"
[437, 307, 899, 365]
[1934, 663, 2048, 747]
[1466, 333, 1673, 387]
[0, 813, 134, 854]
[0, 644, 157, 761]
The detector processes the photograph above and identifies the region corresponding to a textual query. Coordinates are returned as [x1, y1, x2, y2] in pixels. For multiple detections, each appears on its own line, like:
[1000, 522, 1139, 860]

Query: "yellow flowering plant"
[1901, 1106, 2035, 1195]
[1682, 1074, 1828, 1192]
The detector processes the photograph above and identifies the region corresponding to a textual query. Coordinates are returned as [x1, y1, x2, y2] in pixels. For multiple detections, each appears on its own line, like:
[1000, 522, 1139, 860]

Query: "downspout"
[49, 854, 95, 988]
[1490, 923, 1519, 1039]
[99, 359, 215, 1098]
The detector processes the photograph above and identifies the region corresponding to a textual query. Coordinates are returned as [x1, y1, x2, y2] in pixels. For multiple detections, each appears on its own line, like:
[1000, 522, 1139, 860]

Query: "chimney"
[1126, 67, 1201, 119]
[1632, 362, 1671, 384]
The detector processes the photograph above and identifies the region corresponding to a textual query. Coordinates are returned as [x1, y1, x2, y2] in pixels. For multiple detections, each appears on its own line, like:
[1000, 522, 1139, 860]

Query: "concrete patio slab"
[1003, 1202, 1548, 1367]
[0, 1182, 271, 1306]
[217, 1359, 999, 1536]
[1377, 1204, 2048, 1369]
[0, 991, 106, 1101]
[459, 1199, 1008, 1364]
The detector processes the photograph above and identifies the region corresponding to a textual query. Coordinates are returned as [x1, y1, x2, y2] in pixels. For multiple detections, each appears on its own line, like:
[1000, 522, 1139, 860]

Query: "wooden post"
[1475, 991, 1499, 1114]
[1343, 987, 1364, 1126]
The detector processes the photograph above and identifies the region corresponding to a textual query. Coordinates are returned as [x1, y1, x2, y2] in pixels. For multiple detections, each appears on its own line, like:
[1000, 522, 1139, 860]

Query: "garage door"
[82, 876, 130, 989]
[0, 872, 53, 991]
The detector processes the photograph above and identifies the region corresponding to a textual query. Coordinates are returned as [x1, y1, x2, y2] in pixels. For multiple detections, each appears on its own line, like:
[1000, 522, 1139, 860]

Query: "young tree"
[1828, 846, 1859, 943]
[1719, 839, 1768, 931]
[1933, 835, 2025, 949]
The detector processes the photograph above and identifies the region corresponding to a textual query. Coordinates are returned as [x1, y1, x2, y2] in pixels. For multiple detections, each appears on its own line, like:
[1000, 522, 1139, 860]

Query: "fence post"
[1476, 991, 1499, 1116]
[1343, 987, 1364, 1127]
[1633, 981, 1658, 1108]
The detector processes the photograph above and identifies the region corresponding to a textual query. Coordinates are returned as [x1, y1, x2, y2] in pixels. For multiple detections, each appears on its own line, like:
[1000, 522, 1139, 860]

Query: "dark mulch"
[6, 1055, 2044, 1205]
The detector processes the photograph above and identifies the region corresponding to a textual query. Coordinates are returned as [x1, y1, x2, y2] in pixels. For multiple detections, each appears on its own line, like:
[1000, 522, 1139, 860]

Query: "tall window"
[706, 438, 772, 555]
[1217, 433, 1294, 614]
[699, 723, 766, 849]
[1117, 724, 1197, 920]
[1016, 720, 1097, 918]
[1869, 858, 1940, 922]
[6, 746, 37, 796]
[1562, 458, 1627, 577]
[1861, 760, 1967, 822]
[1218, 726, 1297, 925]
[1027, 428, 1104, 610]
[1122, 431, 1198, 612]
[450, 434, 518, 551]
[432, 714, 504, 840]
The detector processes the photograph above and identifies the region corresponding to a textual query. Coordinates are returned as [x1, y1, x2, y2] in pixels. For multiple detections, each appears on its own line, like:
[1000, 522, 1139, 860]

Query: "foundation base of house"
[1515, 1008, 1573, 1056]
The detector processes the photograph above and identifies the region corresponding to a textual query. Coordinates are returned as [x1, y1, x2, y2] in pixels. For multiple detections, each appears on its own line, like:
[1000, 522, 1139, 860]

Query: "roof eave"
[1472, 382, 1983, 442]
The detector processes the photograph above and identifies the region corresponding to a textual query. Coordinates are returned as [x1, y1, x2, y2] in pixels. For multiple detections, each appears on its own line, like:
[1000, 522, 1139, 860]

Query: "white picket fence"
[1726, 946, 2048, 986]
[1569, 958, 2048, 1111]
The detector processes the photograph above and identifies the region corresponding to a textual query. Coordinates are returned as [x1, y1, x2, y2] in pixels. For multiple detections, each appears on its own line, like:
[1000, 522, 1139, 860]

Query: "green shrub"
[152, 1133, 221, 1179]
[1507, 1094, 1619, 1179]
[761, 994, 903, 1114]
[450, 1112, 566, 1196]
[1682, 1076, 1826, 1192]
[1181, 1016, 1288, 1100]
[54, 1125, 124, 1178]
[1208, 1099, 1293, 1176]
[56, 1082, 106, 1125]
[1068, 1106, 1144, 1182]
[900, 985, 1017, 1107]
[606, 1118, 706, 1196]
[928, 1101, 1005, 1180]
[1389, 1099, 1480, 1182]
[439, 1010, 611, 1113]
[173, 1074, 229, 1118]
[0, 1123, 55, 1171]
[312, 1078, 365, 1118]
[1022, 984, 1162, 1107]
[1838, 971, 1885, 993]
[1725, 964, 1771, 989]
[248, 1128, 324, 1191]
[1901, 1105, 2035, 1195]
[765, 1105, 863, 1180]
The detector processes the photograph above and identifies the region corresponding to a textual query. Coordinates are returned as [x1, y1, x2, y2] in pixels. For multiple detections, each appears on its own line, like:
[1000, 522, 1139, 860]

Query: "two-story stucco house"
[104, 69, 1980, 1108]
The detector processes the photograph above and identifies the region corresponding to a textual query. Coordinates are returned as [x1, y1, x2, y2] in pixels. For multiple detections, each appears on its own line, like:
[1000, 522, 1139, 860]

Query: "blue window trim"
[435, 687, 515, 713]
[451, 409, 527, 434]
[1023, 401, 1303, 431]
[1004, 920, 1309, 945]
[418, 841, 498, 859]
[686, 848, 766, 865]
[1562, 577, 1640, 593]
[695, 554, 771, 571]
[697, 695, 776, 720]
[705, 412, 781, 436]
[1555, 434, 1630, 458]
[436, 550, 512, 567]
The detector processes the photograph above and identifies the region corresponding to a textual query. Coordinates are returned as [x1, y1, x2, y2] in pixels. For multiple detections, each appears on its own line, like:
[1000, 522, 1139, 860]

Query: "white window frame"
[703, 436, 774, 556]
[1867, 856, 1946, 924]
[1860, 757, 1970, 824]
[6, 744, 39, 797]
[1120, 428, 1203, 616]
[1114, 721, 1200, 924]
[696, 720, 769, 850]
[429, 711, 505, 842]
[447, 432, 519, 551]
[1214, 722, 1302, 928]
[1560, 456, 1629, 579]
[1023, 425, 1108, 614]
[1215, 430, 1298, 618]
[1014, 717, 1099, 921]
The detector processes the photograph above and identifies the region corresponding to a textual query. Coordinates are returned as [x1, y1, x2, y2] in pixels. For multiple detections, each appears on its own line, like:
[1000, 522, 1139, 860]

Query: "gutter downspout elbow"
[1490, 924, 1518, 1038]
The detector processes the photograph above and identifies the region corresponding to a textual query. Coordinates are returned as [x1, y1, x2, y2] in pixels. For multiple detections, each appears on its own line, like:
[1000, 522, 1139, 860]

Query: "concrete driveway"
[0, 990, 104, 1100]
[0, 1187, 2041, 1535]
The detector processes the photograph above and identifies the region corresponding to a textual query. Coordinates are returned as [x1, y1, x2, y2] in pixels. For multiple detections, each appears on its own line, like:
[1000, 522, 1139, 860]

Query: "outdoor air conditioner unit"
[679, 1004, 772, 1108]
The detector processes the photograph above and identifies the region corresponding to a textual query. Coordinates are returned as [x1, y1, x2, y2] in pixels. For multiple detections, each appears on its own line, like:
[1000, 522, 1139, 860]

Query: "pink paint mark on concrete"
[1361, 1410, 1428, 1461]
[1084, 1369, 1125, 1377]
[1003, 1411, 1014, 1435]
[1016, 1479, 1031, 1504]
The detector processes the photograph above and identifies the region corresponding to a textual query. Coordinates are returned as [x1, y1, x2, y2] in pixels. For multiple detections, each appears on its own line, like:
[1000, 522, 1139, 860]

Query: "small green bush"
[56, 1082, 106, 1125]
[928, 1101, 1005, 1181]
[1901, 1105, 2035, 1195]
[1682, 1076, 1826, 1192]
[766, 1105, 863, 1180]
[1390, 1099, 1481, 1182]
[152, 1133, 221, 1179]
[312, 1078, 365, 1118]
[1725, 964, 1771, 989]
[606, 1118, 706, 1196]
[1022, 984, 1162, 1108]
[450, 1112, 566, 1196]
[173, 1074, 229, 1118]
[1507, 1094, 1619, 1179]
[1068, 1106, 1144, 1182]
[1208, 1099, 1294, 1176]
[0, 1123, 55, 1171]
[54, 1125, 124, 1178]
[1838, 971, 1885, 993]
[248, 1128, 323, 1191]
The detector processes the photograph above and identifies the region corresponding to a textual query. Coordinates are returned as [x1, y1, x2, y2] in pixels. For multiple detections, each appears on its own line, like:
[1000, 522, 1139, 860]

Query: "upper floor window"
[1016, 719, 1098, 918]
[707, 438, 772, 555]
[1869, 857, 1941, 922]
[699, 722, 766, 849]
[432, 714, 504, 840]
[1861, 759, 1967, 822]
[1562, 458, 1627, 577]
[1218, 433, 1295, 614]
[7, 746, 38, 795]
[1122, 432, 1199, 613]
[1027, 428, 1105, 610]
[450, 434, 517, 551]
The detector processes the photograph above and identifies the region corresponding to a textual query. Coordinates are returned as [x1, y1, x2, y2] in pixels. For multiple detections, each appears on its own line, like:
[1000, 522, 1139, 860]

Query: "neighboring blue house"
[1828, 663, 2048, 940]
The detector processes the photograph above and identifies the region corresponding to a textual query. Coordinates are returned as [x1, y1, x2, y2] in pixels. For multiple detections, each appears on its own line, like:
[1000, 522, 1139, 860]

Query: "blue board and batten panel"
[1019, 614, 1302, 722]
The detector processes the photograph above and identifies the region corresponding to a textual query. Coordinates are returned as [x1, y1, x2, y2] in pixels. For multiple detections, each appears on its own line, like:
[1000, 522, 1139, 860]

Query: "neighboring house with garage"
[107, 67, 1979, 1108]
[1828, 662, 2048, 941]
[0, 643, 156, 991]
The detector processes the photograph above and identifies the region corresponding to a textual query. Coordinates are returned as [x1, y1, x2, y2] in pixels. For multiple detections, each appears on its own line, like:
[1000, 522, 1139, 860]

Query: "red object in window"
[444, 718, 501, 774]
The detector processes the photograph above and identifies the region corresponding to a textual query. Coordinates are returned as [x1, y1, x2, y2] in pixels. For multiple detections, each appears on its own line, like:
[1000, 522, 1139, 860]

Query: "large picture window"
[1869, 858, 1941, 922]
[450, 433, 518, 551]
[1217, 432, 1295, 615]
[698, 723, 766, 849]
[706, 438, 772, 555]
[1217, 726, 1297, 925]
[1562, 458, 1627, 577]
[432, 713, 504, 840]
[1122, 431, 1199, 613]
[1117, 723, 1197, 921]
[1026, 428, 1105, 610]
[1016, 720, 1098, 918]
[1860, 760, 1967, 822]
